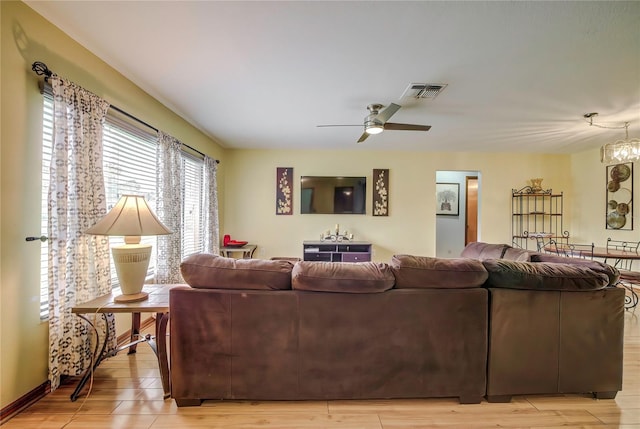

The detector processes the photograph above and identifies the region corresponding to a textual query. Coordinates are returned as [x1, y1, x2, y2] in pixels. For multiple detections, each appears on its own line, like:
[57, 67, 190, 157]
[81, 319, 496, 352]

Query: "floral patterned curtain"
[203, 156, 220, 255]
[156, 131, 183, 283]
[48, 76, 115, 390]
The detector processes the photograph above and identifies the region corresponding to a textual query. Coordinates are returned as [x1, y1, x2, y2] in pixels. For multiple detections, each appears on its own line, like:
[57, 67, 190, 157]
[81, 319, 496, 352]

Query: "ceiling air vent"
[401, 83, 448, 100]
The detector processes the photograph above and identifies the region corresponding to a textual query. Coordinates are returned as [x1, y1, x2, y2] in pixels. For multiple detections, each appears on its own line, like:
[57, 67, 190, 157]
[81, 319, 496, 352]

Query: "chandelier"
[584, 113, 640, 164]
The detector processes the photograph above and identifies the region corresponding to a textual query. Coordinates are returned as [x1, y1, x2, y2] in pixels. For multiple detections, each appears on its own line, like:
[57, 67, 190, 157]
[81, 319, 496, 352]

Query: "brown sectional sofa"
[482, 253, 624, 402]
[169, 242, 625, 406]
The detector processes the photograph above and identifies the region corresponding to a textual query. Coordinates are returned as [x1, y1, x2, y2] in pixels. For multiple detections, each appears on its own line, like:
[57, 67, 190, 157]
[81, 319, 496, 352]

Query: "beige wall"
[223, 149, 576, 262]
[0, 1, 224, 408]
[224, 149, 637, 262]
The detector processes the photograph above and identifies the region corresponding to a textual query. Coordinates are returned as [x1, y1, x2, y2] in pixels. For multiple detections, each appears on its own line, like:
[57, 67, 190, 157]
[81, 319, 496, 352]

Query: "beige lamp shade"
[85, 195, 172, 302]
[85, 194, 172, 239]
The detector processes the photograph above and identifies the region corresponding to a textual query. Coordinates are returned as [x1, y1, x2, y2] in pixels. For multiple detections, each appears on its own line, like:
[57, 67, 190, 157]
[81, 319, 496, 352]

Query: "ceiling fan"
[317, 103, 432, 143]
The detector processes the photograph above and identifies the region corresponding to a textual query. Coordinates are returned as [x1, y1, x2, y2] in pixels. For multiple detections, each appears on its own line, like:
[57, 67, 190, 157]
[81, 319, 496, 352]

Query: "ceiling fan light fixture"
[319, 102, 430, 143]
[364, 121, 384, 135]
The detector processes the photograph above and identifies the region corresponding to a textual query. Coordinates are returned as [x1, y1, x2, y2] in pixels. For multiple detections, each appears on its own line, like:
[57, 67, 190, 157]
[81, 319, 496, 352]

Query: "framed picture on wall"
[436, 183, 459, 216]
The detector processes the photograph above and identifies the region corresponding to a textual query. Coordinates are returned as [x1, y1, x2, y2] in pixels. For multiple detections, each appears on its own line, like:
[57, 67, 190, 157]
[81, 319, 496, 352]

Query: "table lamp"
[85, 194, 172, 302]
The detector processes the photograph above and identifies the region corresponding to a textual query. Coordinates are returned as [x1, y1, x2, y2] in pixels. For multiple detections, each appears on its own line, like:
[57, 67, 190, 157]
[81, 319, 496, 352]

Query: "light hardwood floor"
[5, 307, 640, 428]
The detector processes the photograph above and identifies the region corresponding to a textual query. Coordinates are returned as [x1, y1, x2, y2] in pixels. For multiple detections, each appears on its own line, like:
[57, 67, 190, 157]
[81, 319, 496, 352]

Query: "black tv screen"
[300, 176, 366, 214]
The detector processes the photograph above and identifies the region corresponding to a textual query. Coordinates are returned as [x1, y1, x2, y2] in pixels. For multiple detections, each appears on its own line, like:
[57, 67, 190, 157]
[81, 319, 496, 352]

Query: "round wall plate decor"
[610, 164, 631, 182]
[607, 211, 626, 229]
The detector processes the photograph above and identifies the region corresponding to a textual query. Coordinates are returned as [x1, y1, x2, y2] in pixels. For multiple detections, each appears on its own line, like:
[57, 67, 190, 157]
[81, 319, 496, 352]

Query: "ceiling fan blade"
[357, 132, 370, 143]
[316, 124, 361, 127]
[383, 122, 431, 131]
[374, 103, 401, 123]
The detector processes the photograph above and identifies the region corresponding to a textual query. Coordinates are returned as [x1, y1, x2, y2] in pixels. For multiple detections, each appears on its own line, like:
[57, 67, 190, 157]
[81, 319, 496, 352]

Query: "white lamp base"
[112, 244, 151, 303]
[114, 291, 149, 303]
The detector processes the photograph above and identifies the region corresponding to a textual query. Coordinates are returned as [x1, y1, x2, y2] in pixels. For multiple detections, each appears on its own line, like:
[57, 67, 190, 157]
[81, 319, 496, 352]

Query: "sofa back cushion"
[529, 253, 620, 286]
[180, 253, 294, 290]
[391, 255, 488, 289]
[482, 259, 609, 291]
[460, 242, 531, 262]
[292, 261, 395, 293]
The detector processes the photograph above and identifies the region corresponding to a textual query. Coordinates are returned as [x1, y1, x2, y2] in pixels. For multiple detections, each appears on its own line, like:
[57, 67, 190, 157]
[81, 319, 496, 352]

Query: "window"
[102, 115, 159, 283]
[39, 93, 53, 320]
[182, 153, 205, 258]
[40, 94, 207, 319]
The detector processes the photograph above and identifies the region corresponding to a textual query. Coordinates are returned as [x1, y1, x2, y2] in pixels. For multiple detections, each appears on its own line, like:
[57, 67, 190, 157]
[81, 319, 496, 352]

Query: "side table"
[71, 284, 176, 401]
[220, 244, 257, 259]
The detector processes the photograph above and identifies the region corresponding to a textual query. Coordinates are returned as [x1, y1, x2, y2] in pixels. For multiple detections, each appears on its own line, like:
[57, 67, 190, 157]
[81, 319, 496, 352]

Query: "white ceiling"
[25, 1, 640, 154]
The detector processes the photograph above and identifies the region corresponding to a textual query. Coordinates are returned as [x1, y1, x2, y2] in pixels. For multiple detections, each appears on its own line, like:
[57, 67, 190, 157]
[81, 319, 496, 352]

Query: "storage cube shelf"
[302, 241, 372, 262]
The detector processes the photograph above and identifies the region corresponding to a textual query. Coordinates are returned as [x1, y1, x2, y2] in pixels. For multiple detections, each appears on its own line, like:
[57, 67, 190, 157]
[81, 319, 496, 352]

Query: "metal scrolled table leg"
[70, 313, 109, 402]
[621, 283, 639, 310]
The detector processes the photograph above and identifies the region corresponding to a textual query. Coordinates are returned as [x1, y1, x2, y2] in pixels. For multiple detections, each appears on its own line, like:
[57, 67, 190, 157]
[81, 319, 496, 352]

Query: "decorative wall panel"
[276, 167, 293, 215]
[373, 168, 389, 216]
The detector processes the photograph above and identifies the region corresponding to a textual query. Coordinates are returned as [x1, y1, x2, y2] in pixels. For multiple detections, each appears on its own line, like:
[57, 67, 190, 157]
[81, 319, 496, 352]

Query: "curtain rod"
[32, 61, 219, 164]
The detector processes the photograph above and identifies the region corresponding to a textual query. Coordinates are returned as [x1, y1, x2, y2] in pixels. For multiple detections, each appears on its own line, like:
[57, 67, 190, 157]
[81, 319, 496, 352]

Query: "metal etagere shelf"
[512, 186, 567, 251]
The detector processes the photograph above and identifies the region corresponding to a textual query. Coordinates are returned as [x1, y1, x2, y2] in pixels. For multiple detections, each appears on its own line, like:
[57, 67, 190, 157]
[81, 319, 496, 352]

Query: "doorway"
[435, 171, 481, 257]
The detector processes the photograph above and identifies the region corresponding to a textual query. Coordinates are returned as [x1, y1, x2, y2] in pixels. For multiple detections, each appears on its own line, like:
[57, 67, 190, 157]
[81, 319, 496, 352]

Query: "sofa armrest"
[482, 259, 609, 291]
[529, 253, 620, 286]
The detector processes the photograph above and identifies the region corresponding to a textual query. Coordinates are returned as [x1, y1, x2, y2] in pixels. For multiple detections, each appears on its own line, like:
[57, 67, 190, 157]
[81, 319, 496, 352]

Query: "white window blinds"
[39, 93, 54, 320]
[102, 115, 159, 284]
[182, 153, 205, 258]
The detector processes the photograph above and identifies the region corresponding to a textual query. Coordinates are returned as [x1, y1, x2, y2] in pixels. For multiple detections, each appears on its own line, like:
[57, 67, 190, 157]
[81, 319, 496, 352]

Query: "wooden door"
[465, 177, 478, 245]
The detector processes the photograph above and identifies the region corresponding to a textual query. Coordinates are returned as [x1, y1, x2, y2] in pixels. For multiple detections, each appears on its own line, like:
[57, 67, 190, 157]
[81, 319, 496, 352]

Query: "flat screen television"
[300, 176, 367, 214]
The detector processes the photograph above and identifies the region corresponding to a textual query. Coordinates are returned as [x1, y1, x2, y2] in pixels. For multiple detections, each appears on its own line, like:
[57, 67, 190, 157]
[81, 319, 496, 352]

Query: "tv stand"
[302, 241, 372, 262]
